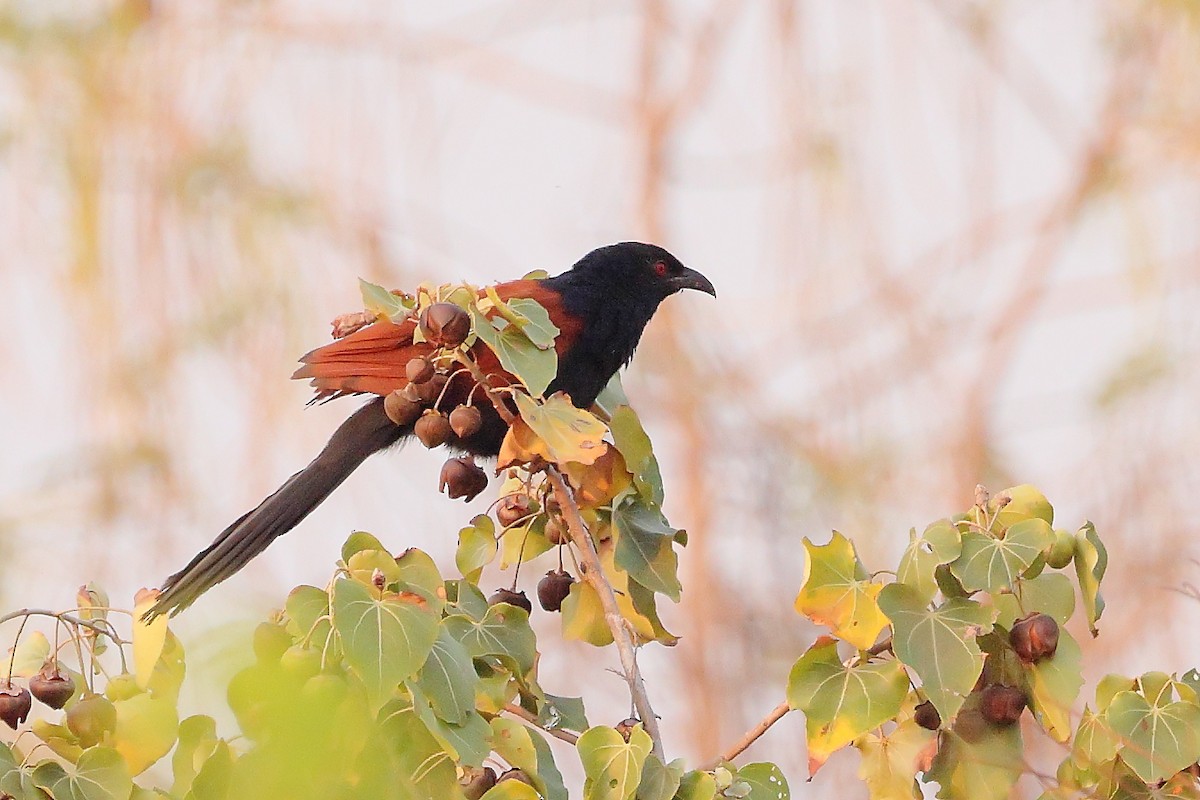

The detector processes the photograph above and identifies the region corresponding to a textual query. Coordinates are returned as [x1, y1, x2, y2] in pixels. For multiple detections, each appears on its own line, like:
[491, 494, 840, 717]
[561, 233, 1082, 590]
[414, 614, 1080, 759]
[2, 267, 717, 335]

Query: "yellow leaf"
[132, 589, 168, 690]
[514, 393, 608, 467]
[794, 533, 889, 650]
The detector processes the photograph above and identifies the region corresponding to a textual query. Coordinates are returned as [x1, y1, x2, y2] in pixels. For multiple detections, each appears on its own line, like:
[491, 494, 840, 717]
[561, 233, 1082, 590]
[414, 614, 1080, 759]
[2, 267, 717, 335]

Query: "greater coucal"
[147, 242, 715, 618]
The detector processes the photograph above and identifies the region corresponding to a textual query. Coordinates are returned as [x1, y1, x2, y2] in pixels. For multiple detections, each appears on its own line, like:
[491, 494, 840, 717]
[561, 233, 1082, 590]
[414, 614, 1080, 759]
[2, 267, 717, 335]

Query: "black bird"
[147, 242, 715, 618]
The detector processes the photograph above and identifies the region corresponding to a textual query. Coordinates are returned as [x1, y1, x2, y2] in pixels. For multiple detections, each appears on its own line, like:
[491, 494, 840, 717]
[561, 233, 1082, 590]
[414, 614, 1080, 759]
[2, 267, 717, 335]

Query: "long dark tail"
[146, 398, 406, 619]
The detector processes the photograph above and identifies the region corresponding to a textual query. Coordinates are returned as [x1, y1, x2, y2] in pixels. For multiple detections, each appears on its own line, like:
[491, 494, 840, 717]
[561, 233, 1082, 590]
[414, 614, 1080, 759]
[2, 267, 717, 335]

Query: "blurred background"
[1, 0, 1199, 795]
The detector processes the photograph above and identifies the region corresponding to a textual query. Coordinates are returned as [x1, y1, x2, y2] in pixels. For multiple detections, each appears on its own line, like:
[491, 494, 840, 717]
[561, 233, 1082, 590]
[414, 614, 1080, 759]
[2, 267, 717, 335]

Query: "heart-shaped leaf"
[577, 725, 653, 800]
[794, 532, 889, 650]
[950, 519, 1053, 593]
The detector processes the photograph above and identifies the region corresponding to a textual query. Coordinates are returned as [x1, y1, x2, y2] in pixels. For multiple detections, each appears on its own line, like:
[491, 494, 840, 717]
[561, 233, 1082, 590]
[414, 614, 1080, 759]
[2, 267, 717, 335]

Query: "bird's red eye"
[654, 261, 668, 277]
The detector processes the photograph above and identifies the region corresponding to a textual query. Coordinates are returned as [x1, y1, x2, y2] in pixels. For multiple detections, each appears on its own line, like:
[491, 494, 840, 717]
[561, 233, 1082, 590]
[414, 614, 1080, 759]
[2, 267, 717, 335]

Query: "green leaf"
[1026, 628, 1083, 742]
[284, 585, 331, 643]
[675, 769, 718, 800]
[926, 726, 1023, 800]
[1071, 706, 1119, 769]
[528, 724, 569, 800]
[482, 782, 542, 800]
[395, 547, 447, 614]
[578, 725, 653, 800]
[794, 532, 889, 650]
[415, 627, 477, 725]
[445, 579, 490, 621]
[608, 405, 664, 506]
[8, 630, 50, 677]
[443, 604, 537, 675]
[491, 717, 554, 797]
[506, 298, 560, 349]
[346, 548, 401, 588]
[993, 571, 1075, 630]
[878, 584, 994, 723]
[474, 313, 557, 396]
[636, 754, 683, 800]
[377, 699, 461, 800]
[856, 719, 935, 800]
[538, 694, 588, 733]
[992, 484, 1054, 529]
[111, 692, 178, 775]
[457, 515, 498, 584]
[626, 578, 679, 645]
[1107, 684, 1200, 783]
[32, 746, 132, 800]
[1096, 673, 1136, 712]
[787, 637, 910, 775]
[341, 531, 390, 562]
[896, 521, 962, 605]
[949, 519, 1053, 593]
[408, 683, 490, 767]
[171, 715, 219, 797]
[514, 392, 608, 465]
[359, 278, 409, 321]
[500, 516, 553, 569]
[331, 578, 440, 702]
[612, 496, 682, 601]
[561, 581, 614, 647]
[1073, 521, 1107, 636]
[737, 762, 789, 799]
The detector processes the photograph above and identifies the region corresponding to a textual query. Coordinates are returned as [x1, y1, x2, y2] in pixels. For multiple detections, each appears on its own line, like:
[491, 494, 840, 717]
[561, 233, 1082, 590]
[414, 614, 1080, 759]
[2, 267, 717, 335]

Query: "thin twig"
[502, 703, 580, 746]
[546, 467, 665, 762]
[704, 700, 790, 769]
[0, 609, 130, 645]
[454, 351, 515, 424]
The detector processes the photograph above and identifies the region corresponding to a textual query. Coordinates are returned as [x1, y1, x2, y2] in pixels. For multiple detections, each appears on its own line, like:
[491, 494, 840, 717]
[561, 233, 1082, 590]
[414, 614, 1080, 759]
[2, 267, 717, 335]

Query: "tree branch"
[545, 467, 665, 761]
[502, 703, 580, 746]
[704, 699, 790, 769]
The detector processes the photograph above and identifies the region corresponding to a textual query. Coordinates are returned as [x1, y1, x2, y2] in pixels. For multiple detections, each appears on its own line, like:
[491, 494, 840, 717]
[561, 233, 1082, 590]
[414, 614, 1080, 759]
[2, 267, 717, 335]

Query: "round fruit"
[0, 685, 32, 729]
[29, 672, 75, 710]
[979, 685, 1026, 727]
[488, 588, 532, 614]
[416, 373, 449, 406]
[439, 457, 489, 501]
[1044, 529, 1076, 569]
[419, 303, 472, 349]
[463, 767, 498, 800]
[415, 412, 453, 448]
[405, 357, 435, 385]
[280, 644, 322, 681]
[253, 622, 293, 664]
[384, 390, 423, 426]
[104, 673, 141, 702]
[449, 405, 483, 438]
[400, 383, 423, 403]
[1010, 613, 1059, 663]
[913, 700, 941, 731]
[953, 707, 988, 743]
[616, 717, 640, 742]
[496, 494, 535, 528]
[67, 693, 116, 745]
[544, 516, 569, 546]
[537, 570, 575, 612]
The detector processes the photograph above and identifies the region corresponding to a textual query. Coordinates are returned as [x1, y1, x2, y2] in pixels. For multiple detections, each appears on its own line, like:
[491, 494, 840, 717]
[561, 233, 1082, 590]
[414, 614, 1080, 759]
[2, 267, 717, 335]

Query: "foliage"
[0, 279, 1192, 799]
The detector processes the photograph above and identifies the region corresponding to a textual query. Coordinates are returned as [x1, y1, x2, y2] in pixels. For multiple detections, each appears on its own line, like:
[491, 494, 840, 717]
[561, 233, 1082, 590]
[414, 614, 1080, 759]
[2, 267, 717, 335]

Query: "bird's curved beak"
[671, 267, 717, 297]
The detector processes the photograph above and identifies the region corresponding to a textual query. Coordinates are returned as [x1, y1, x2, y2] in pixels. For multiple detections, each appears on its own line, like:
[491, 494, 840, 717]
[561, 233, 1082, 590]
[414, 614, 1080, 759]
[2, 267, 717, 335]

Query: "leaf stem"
[502, 703, 580, 746]
[704, 700, 791, 769]
[454, 351, 516, 424]
[545, 467, 665, 762]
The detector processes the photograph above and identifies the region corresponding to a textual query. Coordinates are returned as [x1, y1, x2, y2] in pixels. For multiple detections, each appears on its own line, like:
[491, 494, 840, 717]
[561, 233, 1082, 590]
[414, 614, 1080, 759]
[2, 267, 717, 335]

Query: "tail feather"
[146, 398, 406, 619]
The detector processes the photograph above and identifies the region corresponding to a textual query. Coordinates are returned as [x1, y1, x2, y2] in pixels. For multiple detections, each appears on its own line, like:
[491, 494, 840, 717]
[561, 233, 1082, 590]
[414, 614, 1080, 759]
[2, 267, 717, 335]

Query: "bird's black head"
[567, 242, 716, 301]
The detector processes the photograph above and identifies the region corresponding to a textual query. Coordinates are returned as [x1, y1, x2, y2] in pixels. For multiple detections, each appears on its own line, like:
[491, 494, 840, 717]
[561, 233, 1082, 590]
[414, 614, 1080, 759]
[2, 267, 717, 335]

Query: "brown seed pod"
[439, 457, 489, 501]
[29, 671, 75, 711]
[913, 700, 941, 731]
[400, 383, 423, 404]
[488, 588, 532, 614]
[405, 356, 435, 385]
[462, 767, 498, 800]
[384, 390, 423, 426]
[449, 405, 483, 439]
[537, 570, 575, 612]
[416, 373, 449, 406]
[419, 303, 472, 349]
[615, 717, 640, 742]
[497, 494, 535, 528]
[415, 412, 452, 448]
[1010, 613, 1060, 663]
[0, 685, 31, 729]
[979, 684, 1027, 727]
